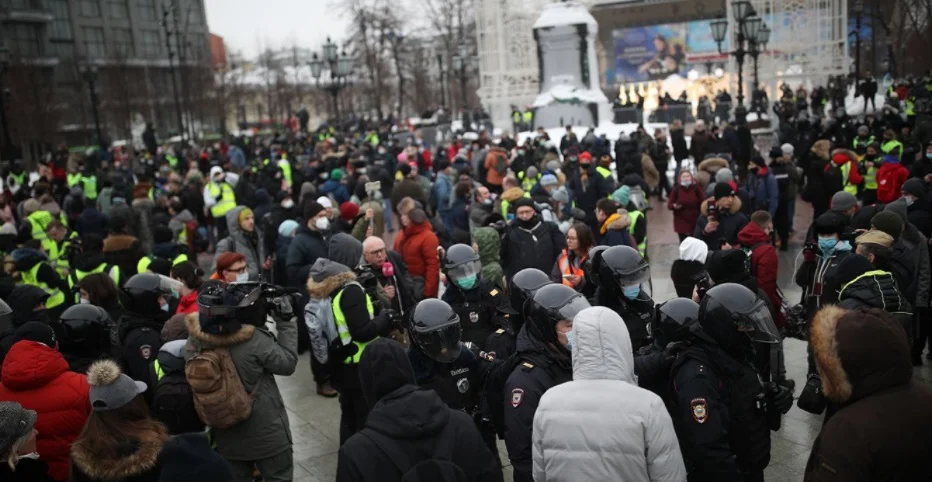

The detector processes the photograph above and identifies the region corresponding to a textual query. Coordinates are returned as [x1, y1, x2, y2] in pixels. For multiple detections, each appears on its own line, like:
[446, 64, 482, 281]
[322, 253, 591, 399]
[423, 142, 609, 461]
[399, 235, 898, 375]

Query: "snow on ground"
[532, 84, 609, 108]
[516, 121, 670, 148]
[843, 86, 892, 116]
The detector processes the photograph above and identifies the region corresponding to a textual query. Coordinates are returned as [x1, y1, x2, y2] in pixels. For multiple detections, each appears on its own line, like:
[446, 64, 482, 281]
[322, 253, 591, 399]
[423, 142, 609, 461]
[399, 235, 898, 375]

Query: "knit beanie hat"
[0, 402, 37, 456]
[750, 155, 767, 167]
[832, 152, 849, 164]
[340, 201, 360, 221]
[884, 198, 909, 223]
[901, 178, 925, 199]
[158, 433, 233, 482]
[513, 197, 537, 212]
[23, 199, 40, 215]
[781, 143, 795, 156]
[871, 211, 904, 239]
[87, 359, 147, 412]
[769, 146, 783, 160]
[330, 169, 344, 181]
[830, 191, 858, 213]
[715, 168, 734, 184]
[316, 196, 333, 209]
[612, 185, 631, 206]
[12, 321, 56, 348]
[835, 254, 875, 288]
[304, 201, 326, 220]
[540, 174, 558, 187]
[706, 249, 748, 284]
[278, 219, 299, 238]
[714, 182, 736, 199]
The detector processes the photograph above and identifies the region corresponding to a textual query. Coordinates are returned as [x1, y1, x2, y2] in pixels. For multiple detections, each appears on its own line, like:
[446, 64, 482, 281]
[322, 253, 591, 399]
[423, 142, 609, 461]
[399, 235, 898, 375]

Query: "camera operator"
[185, 280, 299, 482]
[693, 183, 749, 251]
[358, 236, 415, 315]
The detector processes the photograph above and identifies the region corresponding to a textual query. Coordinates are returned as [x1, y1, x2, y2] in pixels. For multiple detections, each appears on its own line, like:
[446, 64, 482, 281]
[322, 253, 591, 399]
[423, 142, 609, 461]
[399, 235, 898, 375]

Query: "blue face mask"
[563, 329, 575, 352]
[456, 275, 478, 290]
[926, 152, 932, 160]
[818, 237, 838, 254]
[834, 240, 852, 252]
[623, 285, 641, 300]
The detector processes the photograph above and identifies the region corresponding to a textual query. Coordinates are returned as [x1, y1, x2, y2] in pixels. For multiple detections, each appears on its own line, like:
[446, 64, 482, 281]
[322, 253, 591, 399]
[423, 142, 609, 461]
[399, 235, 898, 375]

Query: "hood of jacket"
[839, 270, 910, 313]
[11, 248, 47, 272]
[699, 196, 743, 216]
[501, 187, 526, 203]
[306, 262, 356, 298]
[328, 232, 363, 268]
[679, 236, 708, 262]
[70, 421, 168, 481]
[102, 234, 139, 253]
[184, 312, 256, 348]
[811, 305, 913, 404]
[473, 227, 501, 265]
[737, 221, 771, 247]
[7, 285, 50, 326]
[171, 209, 194, 224]
[697, 157, 728, 174]
[811, 139, 832, 160]
[571, 307, 634, 383]
[156, 339, 187, 374]
[830, 148, 858, 166]
[358, 338, 417, 407]
[225, 205, 250, 241]
[0, 340, 69, 391]
[600, 212, 631, 234]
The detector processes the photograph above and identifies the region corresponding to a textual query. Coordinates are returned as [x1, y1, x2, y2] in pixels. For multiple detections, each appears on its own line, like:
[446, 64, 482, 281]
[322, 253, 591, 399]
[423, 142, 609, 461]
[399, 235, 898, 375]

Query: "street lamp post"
[711, 0, 769, 120]
[452, 44, 471, 112]
[437, 54, 447, 108]
[161, 5, 185, 143]
[852, 0, 864, 85]
[309, 37, 354, 119]
[0, 47, 12, 160]
[79, 62, 104, 150]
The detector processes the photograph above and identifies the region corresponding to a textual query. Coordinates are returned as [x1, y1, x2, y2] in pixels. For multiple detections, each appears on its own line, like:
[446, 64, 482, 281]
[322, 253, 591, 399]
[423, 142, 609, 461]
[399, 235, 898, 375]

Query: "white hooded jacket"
[532, 307, 686, 482]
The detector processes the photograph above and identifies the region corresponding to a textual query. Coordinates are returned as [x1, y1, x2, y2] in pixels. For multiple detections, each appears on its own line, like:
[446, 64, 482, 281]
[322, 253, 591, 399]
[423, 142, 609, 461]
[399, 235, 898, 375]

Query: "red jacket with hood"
[737, 222, 785, 327]
[393, 221, 440, 298]
[0, 341, 90, 481]
[175, 290, 199, 315]
[826, 151, 863, 190]
[877, 158, 909, 203]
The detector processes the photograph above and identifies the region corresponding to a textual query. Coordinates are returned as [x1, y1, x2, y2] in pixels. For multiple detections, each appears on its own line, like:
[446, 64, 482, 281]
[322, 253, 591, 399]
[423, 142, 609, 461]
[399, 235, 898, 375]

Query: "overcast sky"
[204, 0, 351, 57]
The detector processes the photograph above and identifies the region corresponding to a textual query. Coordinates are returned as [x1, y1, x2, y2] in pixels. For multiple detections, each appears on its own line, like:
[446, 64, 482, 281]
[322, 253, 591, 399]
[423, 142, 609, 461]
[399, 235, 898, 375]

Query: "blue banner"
[612, 24, 688, 83]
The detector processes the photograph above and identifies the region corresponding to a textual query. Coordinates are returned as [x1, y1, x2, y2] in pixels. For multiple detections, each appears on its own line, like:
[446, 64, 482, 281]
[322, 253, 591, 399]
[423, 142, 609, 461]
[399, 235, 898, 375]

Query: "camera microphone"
[382, 262, 395, 278]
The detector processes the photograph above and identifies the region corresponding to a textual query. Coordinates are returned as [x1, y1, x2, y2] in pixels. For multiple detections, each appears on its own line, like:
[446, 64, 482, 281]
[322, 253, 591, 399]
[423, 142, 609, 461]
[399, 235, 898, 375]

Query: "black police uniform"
[670, 344, 771, 482]
[442, 278, 512, 351]
[595, 287, 654, 349]
[502, 326, 572, 482]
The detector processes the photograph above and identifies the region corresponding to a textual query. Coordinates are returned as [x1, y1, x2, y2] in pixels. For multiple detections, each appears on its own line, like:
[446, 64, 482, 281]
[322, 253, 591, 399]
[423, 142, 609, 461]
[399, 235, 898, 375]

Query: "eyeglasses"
[566, 235, 578, 240]
[366, 248, 386, 256]
[229, 266, 247, 274]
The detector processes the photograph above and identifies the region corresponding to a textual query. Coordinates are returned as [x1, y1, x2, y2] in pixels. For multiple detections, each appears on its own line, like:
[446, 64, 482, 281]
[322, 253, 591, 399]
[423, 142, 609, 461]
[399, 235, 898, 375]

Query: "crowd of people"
[0, 77, 931, 482]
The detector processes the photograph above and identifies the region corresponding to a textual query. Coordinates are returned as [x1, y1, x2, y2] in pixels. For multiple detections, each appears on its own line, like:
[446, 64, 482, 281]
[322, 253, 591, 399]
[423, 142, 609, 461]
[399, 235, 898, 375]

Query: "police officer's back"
[507, 268, 553, 335]
[594, 245, 654, 349]
[118, 273, 174, 383]
[669, 283, 792, 482]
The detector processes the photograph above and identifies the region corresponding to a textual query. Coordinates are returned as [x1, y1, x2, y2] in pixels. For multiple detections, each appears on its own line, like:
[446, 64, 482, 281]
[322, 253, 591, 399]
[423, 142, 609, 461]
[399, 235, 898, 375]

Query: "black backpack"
[152, 371, 202, 435]
[823, 162, 844, 194]
[360, 428, 468, 482]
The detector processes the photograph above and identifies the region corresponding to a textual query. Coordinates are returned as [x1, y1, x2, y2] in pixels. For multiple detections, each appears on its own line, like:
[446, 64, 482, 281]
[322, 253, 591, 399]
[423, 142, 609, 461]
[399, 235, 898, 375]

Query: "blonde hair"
[5, 431, 31, 471]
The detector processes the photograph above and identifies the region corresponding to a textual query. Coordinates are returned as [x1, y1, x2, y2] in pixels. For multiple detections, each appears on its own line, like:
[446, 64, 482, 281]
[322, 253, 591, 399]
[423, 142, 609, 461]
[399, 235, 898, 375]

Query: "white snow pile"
[533, 1, 598, 30]
[533, 84, 610, 108]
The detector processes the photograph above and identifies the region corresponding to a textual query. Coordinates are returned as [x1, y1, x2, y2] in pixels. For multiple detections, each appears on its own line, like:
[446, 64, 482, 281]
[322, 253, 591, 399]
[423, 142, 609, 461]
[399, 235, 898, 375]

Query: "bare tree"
[422, 0, 478, 111]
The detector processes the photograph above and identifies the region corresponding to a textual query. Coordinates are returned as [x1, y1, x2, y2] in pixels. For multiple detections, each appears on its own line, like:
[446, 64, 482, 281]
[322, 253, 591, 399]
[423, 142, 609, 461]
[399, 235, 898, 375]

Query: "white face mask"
[281, 199, 295, 209]
[79, 298, 90, 304]
[236, 272, 249, 283]
[315, 217, 330, 230]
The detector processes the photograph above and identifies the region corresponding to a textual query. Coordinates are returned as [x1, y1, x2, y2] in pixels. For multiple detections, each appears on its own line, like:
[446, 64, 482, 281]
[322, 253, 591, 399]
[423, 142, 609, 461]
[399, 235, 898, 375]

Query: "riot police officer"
[59, 304, 116, 373]
[118, 273, 176, 383]
[635, 298, 700, 398]
[508, 267, 554, 333]
[595, 245, 654, 349]
[580, 245, 609, 301]
[669, 283, 793, 482]
[441, 244, 511, 351]
[503, 283, 590, 482]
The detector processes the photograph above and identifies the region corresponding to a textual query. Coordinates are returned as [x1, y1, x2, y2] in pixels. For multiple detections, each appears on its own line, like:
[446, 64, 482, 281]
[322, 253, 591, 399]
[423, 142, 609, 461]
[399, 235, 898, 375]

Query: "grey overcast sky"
[204, 0, 351, 57]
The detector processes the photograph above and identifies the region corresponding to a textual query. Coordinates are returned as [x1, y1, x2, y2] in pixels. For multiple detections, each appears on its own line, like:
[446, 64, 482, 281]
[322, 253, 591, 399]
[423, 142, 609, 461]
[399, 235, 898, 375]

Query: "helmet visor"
[447, 260, 481, 283]
[737, 299, 781, 344]
[614, 264, 651, 287]
[555, 294, 591, 323]
[415, 324, 463, 363]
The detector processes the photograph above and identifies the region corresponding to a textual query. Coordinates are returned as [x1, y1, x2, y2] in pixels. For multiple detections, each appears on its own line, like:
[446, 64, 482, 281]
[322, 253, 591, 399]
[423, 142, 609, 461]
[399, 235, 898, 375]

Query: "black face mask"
[517, 215, 539, 229]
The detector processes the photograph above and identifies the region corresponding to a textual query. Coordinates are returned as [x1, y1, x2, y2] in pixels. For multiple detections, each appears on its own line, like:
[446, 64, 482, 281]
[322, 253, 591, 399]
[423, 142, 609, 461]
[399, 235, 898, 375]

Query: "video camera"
[201, 281, 301, 327]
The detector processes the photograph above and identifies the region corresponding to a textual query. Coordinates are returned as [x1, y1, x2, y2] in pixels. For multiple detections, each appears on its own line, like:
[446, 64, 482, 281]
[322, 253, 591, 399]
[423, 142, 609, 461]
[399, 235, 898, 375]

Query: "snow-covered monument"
[530, 1, 611, 129]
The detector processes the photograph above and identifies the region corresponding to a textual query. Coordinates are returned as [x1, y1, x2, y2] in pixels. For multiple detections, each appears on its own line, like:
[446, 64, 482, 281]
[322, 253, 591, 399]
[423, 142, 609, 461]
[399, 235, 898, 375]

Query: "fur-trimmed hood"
[501, 187, 526, 203]
[102, 233, 139, 253]
[810, 139, 833, 160]
[697, 157, 729, 174]
[307, 270, 356, 299]
[830, 148, 858, 165]
[184, 312, 257, 347]
[70, 421, 168, 481]
[810, 305, 912, 404]
[699, 196, 743, 216]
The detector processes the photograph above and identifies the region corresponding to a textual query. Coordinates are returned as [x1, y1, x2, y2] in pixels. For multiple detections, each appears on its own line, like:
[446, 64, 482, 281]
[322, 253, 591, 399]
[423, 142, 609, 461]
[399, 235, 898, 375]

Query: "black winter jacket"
[285, 225, 328, 287]
[501, 219, 566, 280]
[838, 270, 913, 338]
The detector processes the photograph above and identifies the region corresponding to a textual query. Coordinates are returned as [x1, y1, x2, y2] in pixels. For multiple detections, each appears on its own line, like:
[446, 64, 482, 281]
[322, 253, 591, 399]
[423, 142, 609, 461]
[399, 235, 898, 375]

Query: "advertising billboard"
[610, 19, 731, 84]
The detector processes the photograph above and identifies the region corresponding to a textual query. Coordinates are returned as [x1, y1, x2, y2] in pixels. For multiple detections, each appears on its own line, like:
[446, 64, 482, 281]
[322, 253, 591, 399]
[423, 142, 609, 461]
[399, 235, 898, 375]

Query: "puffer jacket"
[693, 197, 749, 250]
[0, 341, 91, 482]
[838, 270, 913, 337]
[393, 220, 440, 298]
[532, 307, 686, 482]
[474, 227, 504, 288]
[183, 311, 298, 461]
[805, 305, 932, 481]
[214, 206, 263, 281]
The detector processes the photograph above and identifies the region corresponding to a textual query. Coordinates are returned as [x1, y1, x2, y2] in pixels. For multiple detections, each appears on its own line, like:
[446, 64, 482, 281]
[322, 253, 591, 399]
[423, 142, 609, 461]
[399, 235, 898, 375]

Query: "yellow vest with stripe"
[518, 172, 540, 192]
[596, 166, 612, 180]
[68, 263, 120, 302]
[277, 159, 293, 188]
[860, 158, 879, 190]
[137, 253, 189, 274]
[332, 282, 376, 364]
[208, 182, 236, 219]
[838, 162, 858, 195]
[500, 192, 532, 218]
[21, 262, 65, 309]
[44, 232, 78, 277]
[27, 211, 54, 241]
[628, 210, 647, 257]
[881, 140, 904, 160]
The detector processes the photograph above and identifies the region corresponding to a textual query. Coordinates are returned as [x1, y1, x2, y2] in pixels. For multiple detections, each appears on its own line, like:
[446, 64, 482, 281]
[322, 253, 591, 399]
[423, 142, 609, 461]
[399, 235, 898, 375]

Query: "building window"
[9, 23, 41, 56]
[10, 0, 42, 9]
[108, 0, 128, 18]
[49, 0, 73, 40]
[79, 0, 101, 17]
[136, 0, 157, 22]
[82, 27, 106, 57]
[111, 28, 134, 57]
[139, 29, 161, 57]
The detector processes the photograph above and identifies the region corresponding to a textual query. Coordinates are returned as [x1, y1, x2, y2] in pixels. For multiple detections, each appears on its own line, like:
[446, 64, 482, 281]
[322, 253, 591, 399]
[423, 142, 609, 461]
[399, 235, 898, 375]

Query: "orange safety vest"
[557, 250, 586, 287]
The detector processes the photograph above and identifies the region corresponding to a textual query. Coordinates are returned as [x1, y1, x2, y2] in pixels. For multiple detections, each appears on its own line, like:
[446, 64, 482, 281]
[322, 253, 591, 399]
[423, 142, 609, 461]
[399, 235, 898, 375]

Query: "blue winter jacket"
[746, 169, 779, 216]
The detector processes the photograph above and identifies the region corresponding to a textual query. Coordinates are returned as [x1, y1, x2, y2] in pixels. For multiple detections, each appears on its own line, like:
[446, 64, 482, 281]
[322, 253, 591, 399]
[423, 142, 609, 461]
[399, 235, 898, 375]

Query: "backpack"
[184, 346, 256, 429]
[823, 161, 845, 194]
[493, 151, 508, 175]
[305, 296, 339, 365]
[360, 428, 468, 482]
[152, 371, 201, 434]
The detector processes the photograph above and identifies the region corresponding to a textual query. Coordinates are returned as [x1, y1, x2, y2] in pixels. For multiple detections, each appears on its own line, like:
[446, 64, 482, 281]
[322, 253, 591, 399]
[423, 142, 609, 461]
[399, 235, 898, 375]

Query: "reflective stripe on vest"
[138, 253, 188, 274]
[28, 211, 53, 241]
[21, 262, 65, 309]
[881, 140, 904, 160]
[557, 250, 585, 287]
[500, 192, 531, 218]
[208, 182, 236, 219]
[332, 282, 376, 364]
[596, 166, 612, 179]
[68, 263, 119, 302]
[154, 360, 165, 380]
[839, 162, 858, 195]
[627, 210, 647, 257]
[862, 162, 879, 190]
[278, 159, 293, 187]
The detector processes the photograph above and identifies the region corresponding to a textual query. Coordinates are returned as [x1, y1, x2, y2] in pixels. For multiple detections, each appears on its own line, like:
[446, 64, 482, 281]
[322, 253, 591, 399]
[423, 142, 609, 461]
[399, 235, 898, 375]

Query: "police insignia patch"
[469, 312, 479, 323]
[490, 289, 499, 296]
[511, 389, 525, 408]
[140, 345, 152, 359]
[691, 398, 708, 423]
[457, 378, 470, 394]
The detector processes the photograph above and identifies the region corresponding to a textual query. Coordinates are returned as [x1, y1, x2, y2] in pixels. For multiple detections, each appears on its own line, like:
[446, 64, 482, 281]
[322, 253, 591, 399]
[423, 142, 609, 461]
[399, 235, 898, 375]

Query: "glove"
[271, 296, 294, 321]
[803, 245, 816, 263]
[767, 382, 794, 415]
[329, 338, 359, 362]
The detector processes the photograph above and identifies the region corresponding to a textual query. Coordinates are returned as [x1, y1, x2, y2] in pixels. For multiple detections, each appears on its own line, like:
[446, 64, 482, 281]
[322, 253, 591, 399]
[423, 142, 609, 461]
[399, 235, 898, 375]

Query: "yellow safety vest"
[21, 262, 65, 309]
[523, 111, 533, 123]
[837, 162, 858, 195]
[881, 140, 904, 160]
[27, 211, 54, 241]
[208, 182, 236, 219]
[518, 172, 540, 192]
[861, 159, 879, 190]
[277, 159, 293, 188]
[512, 112, 521, 123]
[137, 253, 189, 274]
[500, 192, 531, 218]
[67, 263, 120, 303]
[332, 282, 376, 364]
[67, 173, 82, 187]
[628, 210, 647, 257]
[44, 231, 78, 278]
[154, 359, 166, 380]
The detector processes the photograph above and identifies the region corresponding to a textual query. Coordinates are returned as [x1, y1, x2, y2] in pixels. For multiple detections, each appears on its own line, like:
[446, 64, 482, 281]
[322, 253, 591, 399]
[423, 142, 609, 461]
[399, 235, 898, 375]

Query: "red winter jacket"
[393, 221, 440, 298]
[737, 222, 785, 327]
[877, 161, 909, 203]
[0, 341, 90, 482]
[667, 182, 705, 235]
[175, 290, 199, 315]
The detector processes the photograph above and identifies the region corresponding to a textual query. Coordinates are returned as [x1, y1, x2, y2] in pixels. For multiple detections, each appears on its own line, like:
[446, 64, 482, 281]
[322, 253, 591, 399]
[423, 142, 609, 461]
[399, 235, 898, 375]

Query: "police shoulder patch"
[511, 388, 525, 408]
[139, 345, 152, 360]
[490, 289, 499, 297]
[496, 328, 505, 334]
[691, 397, 708, 424]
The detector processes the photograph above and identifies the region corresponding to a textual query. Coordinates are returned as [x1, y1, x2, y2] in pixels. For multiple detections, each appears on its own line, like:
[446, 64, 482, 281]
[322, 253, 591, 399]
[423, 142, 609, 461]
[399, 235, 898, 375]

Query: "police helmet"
[598, 245, 650, 294]
[59, 305, 112, 355]
[443, 244, 481, 290]
[697, 283, 780, 359]
[509, 268, 552, 315]
[408, 299, 462, 363]
[525, 284, 590, 345]
[583, 245, 610, 288]
[121, 273, 176, 315]
[652, 298, 699, 348]
[196, 280, 268, 334]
